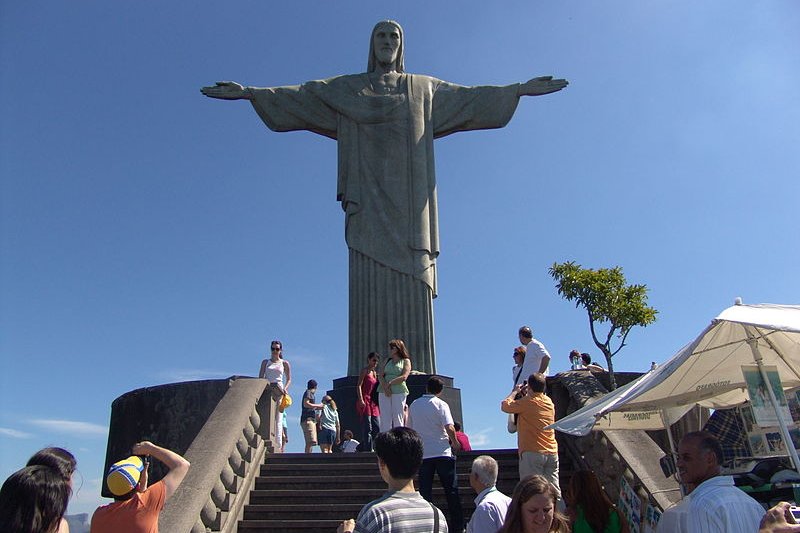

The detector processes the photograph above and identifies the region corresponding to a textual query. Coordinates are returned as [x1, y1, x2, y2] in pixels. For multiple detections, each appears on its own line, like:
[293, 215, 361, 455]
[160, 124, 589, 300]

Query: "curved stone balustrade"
[158, 377, 281, 532]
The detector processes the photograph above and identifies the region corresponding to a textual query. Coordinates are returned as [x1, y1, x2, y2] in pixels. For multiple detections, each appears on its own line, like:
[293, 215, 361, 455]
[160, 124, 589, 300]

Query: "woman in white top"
[259, 340, 292, 450]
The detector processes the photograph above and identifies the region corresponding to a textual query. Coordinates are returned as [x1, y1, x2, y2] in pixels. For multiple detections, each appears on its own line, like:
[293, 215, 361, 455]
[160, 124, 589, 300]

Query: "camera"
[790, 506, 800, 522]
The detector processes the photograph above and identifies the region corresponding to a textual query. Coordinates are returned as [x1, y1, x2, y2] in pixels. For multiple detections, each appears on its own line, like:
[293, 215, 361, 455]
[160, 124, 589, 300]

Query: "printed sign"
[742, 365, 792, 426]
[618, 476, 642, 533]
[643, 503, 661, 533]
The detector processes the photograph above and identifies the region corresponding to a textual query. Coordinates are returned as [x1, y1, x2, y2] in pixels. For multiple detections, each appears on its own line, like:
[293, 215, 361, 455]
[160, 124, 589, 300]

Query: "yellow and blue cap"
[106, 455, 144, 496]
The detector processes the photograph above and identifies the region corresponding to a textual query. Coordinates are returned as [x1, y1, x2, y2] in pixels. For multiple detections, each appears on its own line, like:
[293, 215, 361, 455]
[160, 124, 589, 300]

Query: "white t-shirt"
[341, 439, 360, 453]
[520, 338, 551, 378]
[408, 394, 454, 459]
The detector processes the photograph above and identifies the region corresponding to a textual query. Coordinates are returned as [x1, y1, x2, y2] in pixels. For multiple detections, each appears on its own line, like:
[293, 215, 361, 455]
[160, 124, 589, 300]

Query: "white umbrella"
[548, 302, 800, 470]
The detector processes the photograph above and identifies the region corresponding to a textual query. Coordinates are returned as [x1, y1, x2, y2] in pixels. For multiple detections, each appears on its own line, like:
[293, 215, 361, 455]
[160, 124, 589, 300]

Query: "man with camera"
[501, 373, 560, 499]
[90, 441, 190, 533]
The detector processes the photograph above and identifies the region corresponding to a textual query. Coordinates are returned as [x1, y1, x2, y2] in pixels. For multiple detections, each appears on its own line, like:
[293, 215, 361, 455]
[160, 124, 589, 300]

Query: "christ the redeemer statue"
[202, 20, 567, 376]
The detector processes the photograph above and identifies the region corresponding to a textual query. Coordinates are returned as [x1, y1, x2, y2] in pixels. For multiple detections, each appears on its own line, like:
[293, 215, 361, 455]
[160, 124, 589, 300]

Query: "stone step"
[255, 474, 386, 490]
[240, 449, 527, 532]
[238, 519, 346, 533]
[244, 503, 365, 520]
[263, 457, 520, 472]
[244, 487, 506, 520]
[260, 462, 378, 476]
[249, 488, 383, 504]
[262, 449, 519, 465]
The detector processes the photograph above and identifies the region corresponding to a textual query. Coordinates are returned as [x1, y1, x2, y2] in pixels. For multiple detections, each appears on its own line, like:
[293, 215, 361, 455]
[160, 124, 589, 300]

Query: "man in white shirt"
[655, 482, 694, 533]
[409, 376, 463, 533]
[676, 431, 765, 533]
[466, 455, 511, 533]
[518, 326, 551, 377]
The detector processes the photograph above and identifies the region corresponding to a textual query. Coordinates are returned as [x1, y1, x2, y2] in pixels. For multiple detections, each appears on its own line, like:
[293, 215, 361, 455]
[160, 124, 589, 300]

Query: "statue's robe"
[249, 73, 520, 375]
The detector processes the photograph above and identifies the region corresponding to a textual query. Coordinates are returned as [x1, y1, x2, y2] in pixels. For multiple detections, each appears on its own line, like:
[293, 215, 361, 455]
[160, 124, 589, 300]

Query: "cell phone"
[790, 506, 800, 522]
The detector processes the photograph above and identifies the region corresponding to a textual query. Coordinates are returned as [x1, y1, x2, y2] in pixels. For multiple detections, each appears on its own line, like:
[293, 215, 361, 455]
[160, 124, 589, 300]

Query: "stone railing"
[551, 372, 683, 517]
[158, 378, 281, 533]
[572, 429, 681, 511]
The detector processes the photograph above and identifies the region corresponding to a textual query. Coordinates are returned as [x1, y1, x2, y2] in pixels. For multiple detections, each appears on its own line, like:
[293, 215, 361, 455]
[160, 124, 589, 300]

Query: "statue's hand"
[519, 76, 569, 96]
[200, 81, 250, 100]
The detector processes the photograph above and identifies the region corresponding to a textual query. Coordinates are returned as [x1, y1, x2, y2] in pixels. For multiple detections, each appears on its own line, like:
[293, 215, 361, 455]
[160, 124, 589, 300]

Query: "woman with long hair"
[565, 471, 629, 533]
[318, 395, 340, 453]
[356, 352, 381, 451]
[0, 465, 71, 533]
[26, 448, 76, 484]
[378, 339, 411, 431]
[499, 475, 570, 533]
[26, 448, 76, 533]
[259, 340, 292, 452]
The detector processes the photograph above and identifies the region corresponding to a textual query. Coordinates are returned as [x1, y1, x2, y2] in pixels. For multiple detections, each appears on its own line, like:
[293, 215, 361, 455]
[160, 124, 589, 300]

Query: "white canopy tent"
[548, 303, 800, 471]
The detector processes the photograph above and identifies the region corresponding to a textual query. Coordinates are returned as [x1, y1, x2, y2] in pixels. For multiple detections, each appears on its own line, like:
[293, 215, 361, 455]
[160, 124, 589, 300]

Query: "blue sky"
[2, 0, 798, 516]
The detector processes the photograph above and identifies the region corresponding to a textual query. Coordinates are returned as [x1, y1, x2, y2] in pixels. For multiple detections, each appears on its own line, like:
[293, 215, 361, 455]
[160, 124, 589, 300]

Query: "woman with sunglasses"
[259, 340, 292, 451]
[378, 339, 411, 431]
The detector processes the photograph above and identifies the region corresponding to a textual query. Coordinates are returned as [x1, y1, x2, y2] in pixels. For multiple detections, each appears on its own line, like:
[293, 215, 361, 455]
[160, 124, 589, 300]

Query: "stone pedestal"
[328, 374, 463, 447]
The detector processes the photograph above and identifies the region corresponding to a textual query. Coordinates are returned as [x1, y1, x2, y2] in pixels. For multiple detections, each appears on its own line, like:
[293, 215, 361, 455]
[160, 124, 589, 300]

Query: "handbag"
[507, 413, 517, 434]
[507, 365, 525, 434]
[279, 392, 292, 412]
[370, 380, 381, 405]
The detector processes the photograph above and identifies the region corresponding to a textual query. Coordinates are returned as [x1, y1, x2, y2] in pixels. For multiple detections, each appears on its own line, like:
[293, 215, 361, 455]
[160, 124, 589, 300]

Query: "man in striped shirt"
[337, 427, 447, 533]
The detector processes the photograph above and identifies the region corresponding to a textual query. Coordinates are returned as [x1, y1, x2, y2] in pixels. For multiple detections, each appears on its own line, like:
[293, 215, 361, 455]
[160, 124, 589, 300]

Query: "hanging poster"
[748, 433, 768, 456]
[618, 476, 641, 533]
[742, 365, 792, 426]
[643, 503, 662, 533]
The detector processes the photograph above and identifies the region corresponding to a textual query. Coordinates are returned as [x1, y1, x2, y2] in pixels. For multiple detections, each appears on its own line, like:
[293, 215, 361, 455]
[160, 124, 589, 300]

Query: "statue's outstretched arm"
[200, 81, 253, 100]
[518, 76, 569, 97]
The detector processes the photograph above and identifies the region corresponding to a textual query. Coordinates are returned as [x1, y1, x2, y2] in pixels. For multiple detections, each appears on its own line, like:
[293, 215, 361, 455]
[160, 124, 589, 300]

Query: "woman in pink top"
[453, 422, 472, 452]
[357, 352, 381, 451]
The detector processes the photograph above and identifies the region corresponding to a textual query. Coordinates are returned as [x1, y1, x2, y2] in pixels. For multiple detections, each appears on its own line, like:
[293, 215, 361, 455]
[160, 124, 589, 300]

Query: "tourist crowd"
[3, 326, 798, 532]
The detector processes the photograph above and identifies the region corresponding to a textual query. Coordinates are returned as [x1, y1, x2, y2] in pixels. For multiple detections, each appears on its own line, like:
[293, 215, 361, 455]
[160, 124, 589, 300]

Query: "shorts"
[302, 418, 317, 445]
[319, 427, 336, 445]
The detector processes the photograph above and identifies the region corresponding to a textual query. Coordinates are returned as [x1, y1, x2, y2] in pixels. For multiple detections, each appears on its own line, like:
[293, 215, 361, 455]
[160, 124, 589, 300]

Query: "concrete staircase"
[238, 449, 522, 533]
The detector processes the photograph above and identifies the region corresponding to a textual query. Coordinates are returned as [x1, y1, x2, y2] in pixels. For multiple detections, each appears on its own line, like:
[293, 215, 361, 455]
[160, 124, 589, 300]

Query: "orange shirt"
[501, 392, 558, 455]
[90, 480, 166, 533]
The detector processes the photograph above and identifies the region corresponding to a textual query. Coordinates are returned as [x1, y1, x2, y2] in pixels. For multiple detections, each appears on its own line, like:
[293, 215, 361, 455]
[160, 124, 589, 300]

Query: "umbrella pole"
[745, 327, 800, 476]
[662, 408, 689, 496]
[662, 408, 677, 457]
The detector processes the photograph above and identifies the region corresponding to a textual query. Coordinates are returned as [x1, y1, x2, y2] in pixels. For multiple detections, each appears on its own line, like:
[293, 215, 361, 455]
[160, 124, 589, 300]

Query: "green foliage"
[549, 261, 657, 389]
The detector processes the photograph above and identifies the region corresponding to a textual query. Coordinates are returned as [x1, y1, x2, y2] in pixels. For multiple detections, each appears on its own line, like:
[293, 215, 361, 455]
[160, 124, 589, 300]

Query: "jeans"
[418, 456, 463, 533]
[361, 414, 380, 451]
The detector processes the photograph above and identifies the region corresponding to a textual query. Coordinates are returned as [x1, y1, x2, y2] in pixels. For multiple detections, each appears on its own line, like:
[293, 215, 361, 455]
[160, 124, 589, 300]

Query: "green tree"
[549, 261, 657, 390]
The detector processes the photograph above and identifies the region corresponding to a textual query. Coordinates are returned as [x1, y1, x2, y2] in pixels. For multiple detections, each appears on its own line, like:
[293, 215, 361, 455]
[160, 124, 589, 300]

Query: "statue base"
[328, 374, 463, 447]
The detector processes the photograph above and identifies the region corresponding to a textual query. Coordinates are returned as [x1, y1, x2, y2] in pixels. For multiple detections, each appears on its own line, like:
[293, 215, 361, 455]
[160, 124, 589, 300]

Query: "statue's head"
[368, 20, 404, 73]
